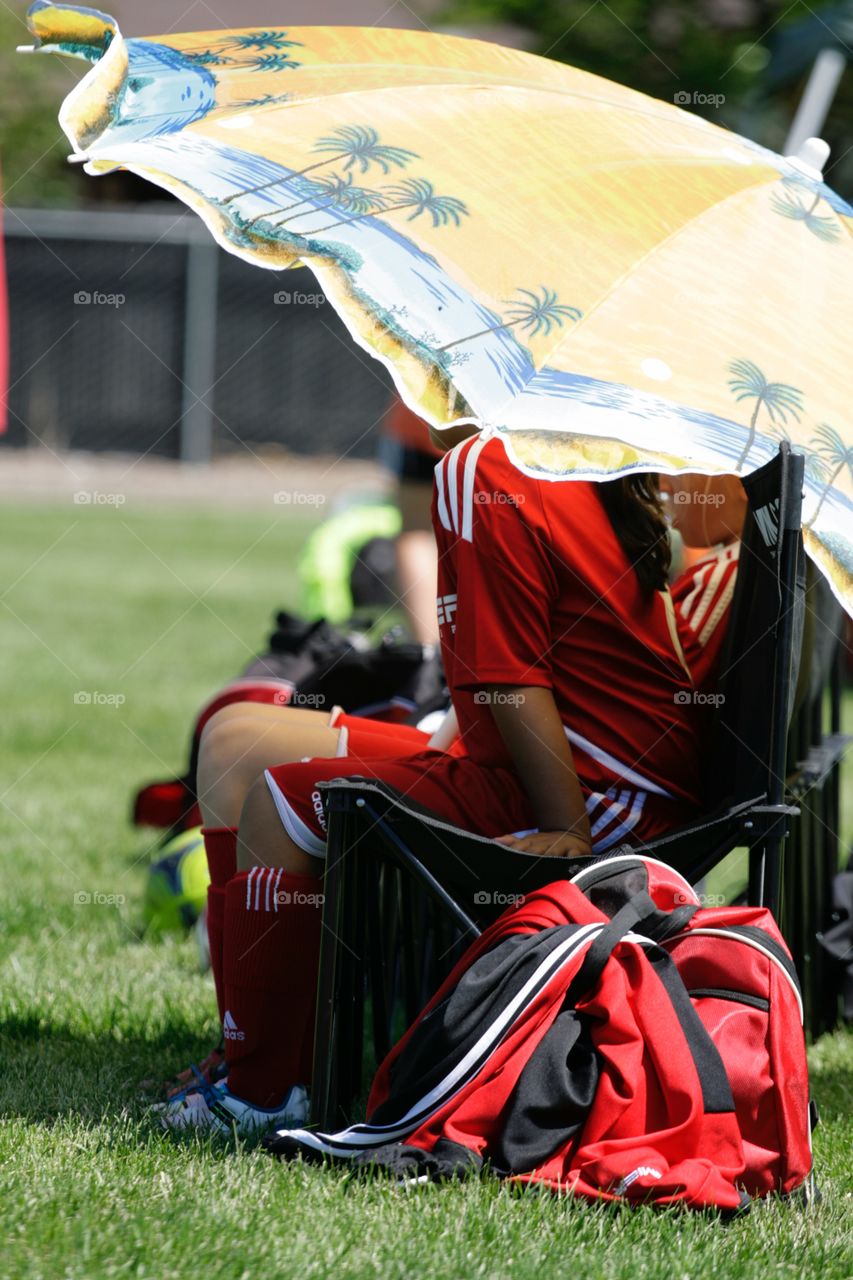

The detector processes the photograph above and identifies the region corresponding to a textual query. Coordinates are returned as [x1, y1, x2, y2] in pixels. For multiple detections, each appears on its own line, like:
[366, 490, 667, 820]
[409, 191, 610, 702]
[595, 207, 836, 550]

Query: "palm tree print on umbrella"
[311, 178, 468, 231]
[767, 421, 828, 487]
[219, 32, 302, 52]
[220, 126, 418, 207]
[439, 287, 582, 352]
[770, 188, 842, 243]
[273, 175, 387, 226]
[806, 423, 853, 525]
[242, 174, 384, 231]
[245, 174, 387, 230]
[244, 53, 302, 72]
[726, 358, 804, 470]
[243, 176, 327, 226]
[180, 49, 234, 67]
[177, 32, 301, 61]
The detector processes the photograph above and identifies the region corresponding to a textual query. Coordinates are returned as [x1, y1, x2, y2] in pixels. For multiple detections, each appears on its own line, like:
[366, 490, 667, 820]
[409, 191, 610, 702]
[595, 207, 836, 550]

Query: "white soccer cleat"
[155, 1078, 309, 1137]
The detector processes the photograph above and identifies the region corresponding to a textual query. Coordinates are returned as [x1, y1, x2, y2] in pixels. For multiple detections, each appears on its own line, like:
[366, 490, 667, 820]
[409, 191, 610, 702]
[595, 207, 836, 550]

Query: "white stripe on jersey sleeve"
[689, 553, 729, 635]
[678, 545, 740, 641]
[697, 569, 737, 648]
[435, 454, 452, 532]
[461, 435, 488, 543]
[447, 443, 461, 534]
[678, 560, 714, 624]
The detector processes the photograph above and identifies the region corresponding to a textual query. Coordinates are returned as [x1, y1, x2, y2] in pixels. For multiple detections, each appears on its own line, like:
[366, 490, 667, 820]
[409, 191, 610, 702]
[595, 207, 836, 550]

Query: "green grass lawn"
[1, 499, 851, 1280]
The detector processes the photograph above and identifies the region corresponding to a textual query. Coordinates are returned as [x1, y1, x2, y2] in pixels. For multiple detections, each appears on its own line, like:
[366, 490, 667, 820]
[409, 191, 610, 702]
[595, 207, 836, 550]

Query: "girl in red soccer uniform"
[161, 435, 742, 1134]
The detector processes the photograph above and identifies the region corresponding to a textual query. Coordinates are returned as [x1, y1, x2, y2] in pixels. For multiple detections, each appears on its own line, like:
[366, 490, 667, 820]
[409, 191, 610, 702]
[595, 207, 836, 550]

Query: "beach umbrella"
[20, 2, 853, 613]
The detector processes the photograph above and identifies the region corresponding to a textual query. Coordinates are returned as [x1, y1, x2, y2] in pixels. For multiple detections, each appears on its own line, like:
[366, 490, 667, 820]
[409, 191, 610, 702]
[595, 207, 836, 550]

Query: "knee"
[197, 718, 259, 796]
[238, 774, 321, 877]
[199, 700, 263, 748]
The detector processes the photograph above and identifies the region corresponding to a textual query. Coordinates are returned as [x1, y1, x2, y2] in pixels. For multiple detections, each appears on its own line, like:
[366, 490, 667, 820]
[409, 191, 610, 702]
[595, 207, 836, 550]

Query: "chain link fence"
[3, 204, 394, 462]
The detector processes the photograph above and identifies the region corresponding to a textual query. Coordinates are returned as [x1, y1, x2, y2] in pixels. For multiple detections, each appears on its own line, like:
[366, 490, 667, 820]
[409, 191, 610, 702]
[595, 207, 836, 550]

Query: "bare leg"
[197, 706, 341, 830]
[199, 703, 334, 737]
[237, 774, 321, 878]
[396, 530, 439, 646]
[396, 478, 438, 646]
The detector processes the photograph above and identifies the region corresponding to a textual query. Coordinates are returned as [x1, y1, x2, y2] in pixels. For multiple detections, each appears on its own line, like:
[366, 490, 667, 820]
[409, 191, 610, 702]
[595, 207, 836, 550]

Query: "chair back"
[707, 445, 806, 810]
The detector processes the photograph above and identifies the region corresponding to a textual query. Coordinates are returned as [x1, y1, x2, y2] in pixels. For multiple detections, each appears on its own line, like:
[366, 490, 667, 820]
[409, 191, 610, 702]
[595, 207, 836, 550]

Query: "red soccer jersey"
[671, 544, 740, 694]
[432, 434, 704, 843]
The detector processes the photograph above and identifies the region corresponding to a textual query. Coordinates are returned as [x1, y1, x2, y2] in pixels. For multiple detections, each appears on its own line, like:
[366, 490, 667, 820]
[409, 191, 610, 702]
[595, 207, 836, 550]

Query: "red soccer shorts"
[264, 749, 533, 857]
[331, 712, 431, 758]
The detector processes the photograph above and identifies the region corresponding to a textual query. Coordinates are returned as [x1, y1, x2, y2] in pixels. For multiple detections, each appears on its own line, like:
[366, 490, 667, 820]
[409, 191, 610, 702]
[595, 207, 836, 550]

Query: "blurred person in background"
[379, 396, 442, 645]
[0, 171, 7, 436]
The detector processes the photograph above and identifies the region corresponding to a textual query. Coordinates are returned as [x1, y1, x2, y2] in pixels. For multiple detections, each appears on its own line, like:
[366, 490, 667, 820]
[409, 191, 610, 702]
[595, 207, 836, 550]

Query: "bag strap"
[564, 892, 697, 1006]
[646, 948, 736, 1116]
[564, 895, 735, 1119]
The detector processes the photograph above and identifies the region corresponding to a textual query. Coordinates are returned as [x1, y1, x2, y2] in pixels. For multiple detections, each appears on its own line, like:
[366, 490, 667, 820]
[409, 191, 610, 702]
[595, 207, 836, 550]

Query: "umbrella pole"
[785, 47, 846, 157]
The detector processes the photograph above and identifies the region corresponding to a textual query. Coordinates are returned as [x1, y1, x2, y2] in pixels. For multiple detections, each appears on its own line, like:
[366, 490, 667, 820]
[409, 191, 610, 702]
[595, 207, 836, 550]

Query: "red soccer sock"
[202, 827, 238, 1023]
[222, 867, 323, 1108]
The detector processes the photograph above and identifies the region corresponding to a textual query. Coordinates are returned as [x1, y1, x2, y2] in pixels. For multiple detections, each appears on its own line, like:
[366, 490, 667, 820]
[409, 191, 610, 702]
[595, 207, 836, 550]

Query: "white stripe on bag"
[282, 922, 606, 1156]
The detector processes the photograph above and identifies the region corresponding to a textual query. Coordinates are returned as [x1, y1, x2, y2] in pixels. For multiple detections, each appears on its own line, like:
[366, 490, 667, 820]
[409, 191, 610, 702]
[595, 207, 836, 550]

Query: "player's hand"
[494, 831, 592, 859]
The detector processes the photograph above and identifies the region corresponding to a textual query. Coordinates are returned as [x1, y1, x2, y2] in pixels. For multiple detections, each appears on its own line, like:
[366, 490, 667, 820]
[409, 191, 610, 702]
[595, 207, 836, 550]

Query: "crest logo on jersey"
[436, 593, 458, 631]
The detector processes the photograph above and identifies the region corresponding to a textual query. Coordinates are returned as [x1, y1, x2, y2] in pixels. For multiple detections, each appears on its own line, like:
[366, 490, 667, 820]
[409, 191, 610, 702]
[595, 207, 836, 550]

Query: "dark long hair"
[597, 474, 670, 595]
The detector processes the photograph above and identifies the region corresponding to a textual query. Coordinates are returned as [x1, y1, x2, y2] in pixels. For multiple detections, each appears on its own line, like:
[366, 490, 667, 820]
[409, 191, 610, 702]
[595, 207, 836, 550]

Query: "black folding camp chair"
[783, 566, 851, 1036]
[310, 444, 819, 1129]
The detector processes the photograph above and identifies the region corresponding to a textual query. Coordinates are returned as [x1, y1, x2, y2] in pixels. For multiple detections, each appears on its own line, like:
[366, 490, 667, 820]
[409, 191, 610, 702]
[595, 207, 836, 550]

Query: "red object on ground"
[350, 870, 810, 1204]
[0, 186, 8, 434]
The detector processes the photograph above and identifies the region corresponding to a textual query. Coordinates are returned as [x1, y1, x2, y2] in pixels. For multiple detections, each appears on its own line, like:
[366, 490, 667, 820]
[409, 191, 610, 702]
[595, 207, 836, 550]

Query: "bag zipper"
[664, 926, 803, 1024]
[687, 986, 770, 1011]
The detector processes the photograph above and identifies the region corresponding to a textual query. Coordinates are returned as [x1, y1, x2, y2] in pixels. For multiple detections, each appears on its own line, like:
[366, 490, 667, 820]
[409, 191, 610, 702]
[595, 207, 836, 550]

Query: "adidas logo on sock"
[223, 1010, 245, 1042]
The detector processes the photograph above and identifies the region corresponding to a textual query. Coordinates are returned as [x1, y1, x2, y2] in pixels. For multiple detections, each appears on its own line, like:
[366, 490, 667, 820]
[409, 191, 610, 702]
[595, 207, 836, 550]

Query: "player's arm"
[487, 685, 591, 858]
